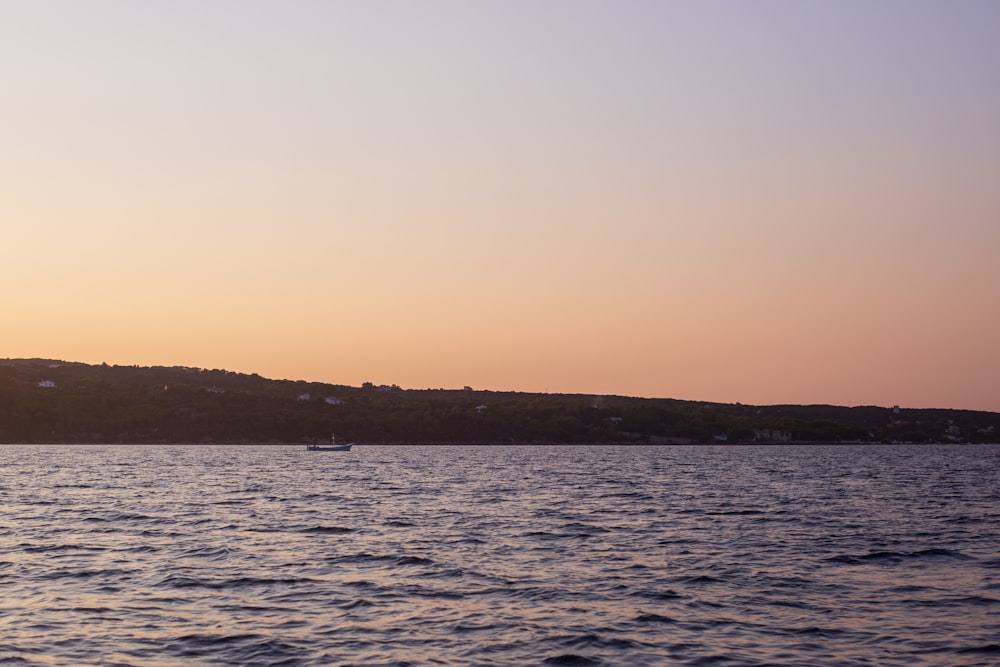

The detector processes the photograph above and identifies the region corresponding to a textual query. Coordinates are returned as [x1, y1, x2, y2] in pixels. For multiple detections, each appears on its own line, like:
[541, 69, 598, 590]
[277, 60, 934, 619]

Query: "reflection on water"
[1, 444, 998, 666]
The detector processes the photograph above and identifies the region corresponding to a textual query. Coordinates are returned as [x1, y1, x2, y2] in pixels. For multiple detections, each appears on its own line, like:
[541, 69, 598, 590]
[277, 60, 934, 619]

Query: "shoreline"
[2, 440, 994, 447]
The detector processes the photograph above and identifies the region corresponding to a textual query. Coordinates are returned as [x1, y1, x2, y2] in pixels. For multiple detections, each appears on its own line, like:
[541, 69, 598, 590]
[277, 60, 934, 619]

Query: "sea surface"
[1, 444, 998, 666]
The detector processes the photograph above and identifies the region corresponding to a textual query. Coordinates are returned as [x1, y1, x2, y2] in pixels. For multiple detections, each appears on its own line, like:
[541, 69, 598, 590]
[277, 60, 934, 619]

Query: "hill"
[1, 359, 996, 444]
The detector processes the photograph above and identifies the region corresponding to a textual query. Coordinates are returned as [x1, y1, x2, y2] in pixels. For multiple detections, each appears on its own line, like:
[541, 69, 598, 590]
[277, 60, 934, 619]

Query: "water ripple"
[0, 443, 998, 666]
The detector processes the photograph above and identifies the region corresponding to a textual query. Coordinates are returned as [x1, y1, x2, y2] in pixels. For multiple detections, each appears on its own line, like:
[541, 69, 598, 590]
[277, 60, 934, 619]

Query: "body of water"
[1, 444, 998, 666]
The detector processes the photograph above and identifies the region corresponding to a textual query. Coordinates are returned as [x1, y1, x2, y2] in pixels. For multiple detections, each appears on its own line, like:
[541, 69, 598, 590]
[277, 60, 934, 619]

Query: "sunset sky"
[4, 1, 999, 411]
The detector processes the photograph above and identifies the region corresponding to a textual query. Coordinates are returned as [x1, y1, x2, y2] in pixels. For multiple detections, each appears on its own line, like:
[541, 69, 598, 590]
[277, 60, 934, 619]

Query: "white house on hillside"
[38, 380, 57, 388]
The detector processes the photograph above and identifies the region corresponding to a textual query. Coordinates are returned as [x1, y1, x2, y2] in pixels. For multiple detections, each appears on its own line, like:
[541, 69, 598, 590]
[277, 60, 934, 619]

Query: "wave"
[630, 588, 685, 601]
[675, 575, 724, 585]
[178, 545, 233, 559]
[958, 643, 1000, 655]
[788, 626, 850, 638]
[824, 548, 970, 565]
[557, 634, 643, 650]
[543, 654, 604, 666]
[523, 528, 607, 541]
[299, 525, 354, 534]
[635, 612, 676, 624]
[18, 543, 108, 553]
[155, 575, 314, 590]
[163, 632, 303, 663]
[40, 568, 127, 581]
[339, 598, 375, 610]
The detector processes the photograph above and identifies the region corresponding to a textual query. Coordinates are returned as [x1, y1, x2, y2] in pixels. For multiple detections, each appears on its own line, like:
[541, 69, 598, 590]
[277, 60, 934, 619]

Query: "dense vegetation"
[1, 359, 996, 444]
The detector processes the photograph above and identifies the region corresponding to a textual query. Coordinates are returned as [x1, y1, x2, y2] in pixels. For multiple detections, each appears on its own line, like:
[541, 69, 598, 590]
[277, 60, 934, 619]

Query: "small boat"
[306, 433, 353, 452]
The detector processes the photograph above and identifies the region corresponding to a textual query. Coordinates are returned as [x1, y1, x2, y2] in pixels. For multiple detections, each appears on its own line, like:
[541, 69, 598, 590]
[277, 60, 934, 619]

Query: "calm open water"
[1, 444, 998, 666]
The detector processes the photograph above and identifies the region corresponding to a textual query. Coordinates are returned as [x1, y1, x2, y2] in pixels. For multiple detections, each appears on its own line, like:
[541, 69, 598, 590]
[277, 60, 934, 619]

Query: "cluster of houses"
[751, 429, 794, 443]
[297, 393, 343, 406]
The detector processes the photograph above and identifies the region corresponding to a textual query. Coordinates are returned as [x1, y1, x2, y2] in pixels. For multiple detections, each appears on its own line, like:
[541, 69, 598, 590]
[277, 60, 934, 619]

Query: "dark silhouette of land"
[1, 359, 996, 445]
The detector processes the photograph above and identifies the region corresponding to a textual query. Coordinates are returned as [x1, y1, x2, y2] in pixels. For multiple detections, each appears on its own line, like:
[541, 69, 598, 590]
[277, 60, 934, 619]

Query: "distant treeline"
[1, 359, 997, 445]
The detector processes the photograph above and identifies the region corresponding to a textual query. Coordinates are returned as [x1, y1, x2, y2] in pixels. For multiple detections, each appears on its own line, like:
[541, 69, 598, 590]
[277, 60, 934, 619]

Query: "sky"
[3, 1, 999, 411]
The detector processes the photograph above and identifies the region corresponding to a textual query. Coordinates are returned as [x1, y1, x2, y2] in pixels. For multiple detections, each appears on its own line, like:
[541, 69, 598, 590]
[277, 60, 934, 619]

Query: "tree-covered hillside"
[1, 359, 996, 444]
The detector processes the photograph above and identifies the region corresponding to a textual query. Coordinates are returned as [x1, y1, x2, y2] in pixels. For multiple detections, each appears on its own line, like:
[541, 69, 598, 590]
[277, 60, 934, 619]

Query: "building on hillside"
[325, 397, 343, 405]
[753, 429, 792, 443]
[38, 380, 57, 388]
